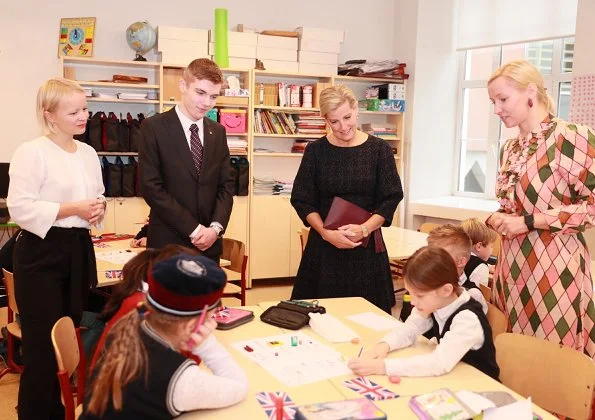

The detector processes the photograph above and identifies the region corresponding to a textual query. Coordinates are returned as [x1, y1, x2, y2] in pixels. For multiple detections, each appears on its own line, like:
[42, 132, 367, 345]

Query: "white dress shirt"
[459, 273, 488, 313]
[7, 137, 104, 239]
[382, 290, 486, 377]
[469, 252, 490, 287]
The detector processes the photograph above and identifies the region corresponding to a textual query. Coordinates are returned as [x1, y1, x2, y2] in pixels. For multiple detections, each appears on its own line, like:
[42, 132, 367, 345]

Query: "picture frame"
[58, 17, 96, 58]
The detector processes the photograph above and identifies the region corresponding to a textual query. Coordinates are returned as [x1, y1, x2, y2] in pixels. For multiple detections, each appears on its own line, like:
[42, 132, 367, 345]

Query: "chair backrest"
[491, 234, 501, 258]
[299, 228, 309, 254]
[221, 238, 246, 274]
[480, 284, 492, 303]
[495, 333, 595, 420]
[2, 269, 18, 315]
[486, 303, 507, 340]
[51, 316, 86, 414]
[418, 222, 442, 234]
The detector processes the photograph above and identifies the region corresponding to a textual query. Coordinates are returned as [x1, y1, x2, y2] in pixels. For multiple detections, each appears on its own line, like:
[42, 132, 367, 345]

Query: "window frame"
[453, 37, 573, 199]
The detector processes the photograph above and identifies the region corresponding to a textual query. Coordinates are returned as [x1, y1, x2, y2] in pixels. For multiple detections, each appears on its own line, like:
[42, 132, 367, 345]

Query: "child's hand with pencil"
[180, 305, 217, 351]
[347, 356, 386, 376]
[362, 342, 390, 359]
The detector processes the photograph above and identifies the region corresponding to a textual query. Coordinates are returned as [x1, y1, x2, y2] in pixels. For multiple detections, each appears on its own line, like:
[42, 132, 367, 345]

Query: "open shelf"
[63, 57, 161, 68]
[87, 97, 159, 104]
[77, 81, 159, 89]
[253, 133, 322, 139]
[253, 152, 304, 157]
[254, 105, 320, 112]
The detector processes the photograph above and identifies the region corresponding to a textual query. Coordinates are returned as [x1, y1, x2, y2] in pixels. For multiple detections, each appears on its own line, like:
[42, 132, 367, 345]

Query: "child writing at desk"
[81, 253, 248, 419]
[348, 246, 499, 380]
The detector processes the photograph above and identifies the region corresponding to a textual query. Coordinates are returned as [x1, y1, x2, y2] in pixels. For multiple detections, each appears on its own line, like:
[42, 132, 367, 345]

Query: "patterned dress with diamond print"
[493, 116, 595, 358]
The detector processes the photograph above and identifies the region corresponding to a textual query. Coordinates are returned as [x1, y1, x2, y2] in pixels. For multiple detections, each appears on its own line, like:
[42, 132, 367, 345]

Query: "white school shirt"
[7, 137, 105, 239]
[459, 273, 488, 313]
[469, 252, 490, 287]
[140, 322, 248, 412]
[382, 290, 485, 377]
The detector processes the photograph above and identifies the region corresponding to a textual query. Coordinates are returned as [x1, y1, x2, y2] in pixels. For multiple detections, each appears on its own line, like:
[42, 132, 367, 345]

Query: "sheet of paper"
[95, 249, 138, 265]
[346, 312, 402, 331]
[233, 331, 351, 387]
[482, 397, 533, 420]
[455, 390, 495, 414]
[309, 312, 360, 342]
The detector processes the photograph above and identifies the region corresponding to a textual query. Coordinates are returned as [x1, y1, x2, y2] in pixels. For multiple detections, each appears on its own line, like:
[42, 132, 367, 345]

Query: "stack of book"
[361, 123, 399, 154]
[227, 139, 248, 155]
[295, 113, 326, 135]
[291, 138, 316, 154]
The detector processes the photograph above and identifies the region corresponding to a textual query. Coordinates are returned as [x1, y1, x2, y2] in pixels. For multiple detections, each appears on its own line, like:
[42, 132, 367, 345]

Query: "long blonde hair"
[319, 85, 358, 117]
[488, 59, 555, 114]
[86, 302, 190, 416]
[36, 77, 85, 134]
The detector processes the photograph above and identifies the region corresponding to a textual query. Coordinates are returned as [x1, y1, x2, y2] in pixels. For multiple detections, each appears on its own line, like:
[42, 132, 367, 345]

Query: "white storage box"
[296, 27, 345, 43]
[228, 57, 256, 69]
[298, 51, 339, 65]
[260, 60, 299, 72]
[298, 39, 341, 54]
[158, 26, 209, 65]
[208, 43, 256, 58]
[298, 62, 337, 75]
[257, 34, 298, 49]
[209, 30, 258, 46]
[257, 46, 297, 62]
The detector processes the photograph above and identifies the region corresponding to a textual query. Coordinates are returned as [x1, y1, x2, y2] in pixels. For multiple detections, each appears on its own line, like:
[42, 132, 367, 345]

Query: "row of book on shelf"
[258, 82, 315, 108]
[253, 177, 294, 195]
[254, 110, 327, 136]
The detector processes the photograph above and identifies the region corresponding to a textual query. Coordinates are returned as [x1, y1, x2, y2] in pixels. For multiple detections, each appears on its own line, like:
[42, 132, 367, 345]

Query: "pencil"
[187, 304, 209, 347]
[357, 346, 364, 357]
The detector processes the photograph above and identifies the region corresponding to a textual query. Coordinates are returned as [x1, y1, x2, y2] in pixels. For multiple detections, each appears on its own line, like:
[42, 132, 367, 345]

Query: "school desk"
[180, 298, 555, 419]
[94, 239, 231, 288]
[381, 226, 428, 260]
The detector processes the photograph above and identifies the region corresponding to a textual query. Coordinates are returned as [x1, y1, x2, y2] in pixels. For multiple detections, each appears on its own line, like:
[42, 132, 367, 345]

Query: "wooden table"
[381, 226, 428, 260]
[181, 297, 555, 419]
[94, 239, 231, 288]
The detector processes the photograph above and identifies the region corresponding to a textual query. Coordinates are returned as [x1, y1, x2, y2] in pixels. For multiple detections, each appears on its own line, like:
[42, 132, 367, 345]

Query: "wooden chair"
[495, 333, 595, 420]
[486, 302, 508, 341]
[221, 238, 248, 306]
[418, 222, 442, 234]
[0, 269, 23, 379]
[51, 316, 86, 420]
[299, 228, 309, 255]
[480, 284, 492, 303]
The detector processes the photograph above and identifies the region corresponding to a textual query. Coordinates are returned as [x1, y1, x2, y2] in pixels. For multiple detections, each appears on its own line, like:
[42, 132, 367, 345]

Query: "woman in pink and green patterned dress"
[487, 60, 595, 358]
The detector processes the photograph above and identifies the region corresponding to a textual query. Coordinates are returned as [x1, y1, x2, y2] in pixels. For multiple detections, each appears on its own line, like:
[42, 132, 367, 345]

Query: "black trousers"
[13, 227, 97, 420]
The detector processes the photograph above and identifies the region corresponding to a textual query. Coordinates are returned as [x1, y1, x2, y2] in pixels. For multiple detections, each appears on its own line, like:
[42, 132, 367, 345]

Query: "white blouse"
[7, 136, 105, 239]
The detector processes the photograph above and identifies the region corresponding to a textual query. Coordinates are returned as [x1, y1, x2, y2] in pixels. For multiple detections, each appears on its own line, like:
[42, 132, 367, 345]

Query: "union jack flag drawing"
[255, 391, 296, 420]
[343, 377, 399, 401]
[104, 270, 123, 279]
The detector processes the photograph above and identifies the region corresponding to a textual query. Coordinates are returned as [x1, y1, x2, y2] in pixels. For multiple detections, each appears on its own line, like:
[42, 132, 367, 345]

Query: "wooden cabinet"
[113, 197, 149, 234]
[224, 196, 249, 245]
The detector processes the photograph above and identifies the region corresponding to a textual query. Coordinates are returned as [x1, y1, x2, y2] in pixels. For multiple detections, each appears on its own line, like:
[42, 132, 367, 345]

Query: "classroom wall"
[0, 0, 398, 161]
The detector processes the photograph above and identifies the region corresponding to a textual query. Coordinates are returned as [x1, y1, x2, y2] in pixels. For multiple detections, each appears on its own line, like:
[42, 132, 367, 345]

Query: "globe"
[126, 21, 156, 61]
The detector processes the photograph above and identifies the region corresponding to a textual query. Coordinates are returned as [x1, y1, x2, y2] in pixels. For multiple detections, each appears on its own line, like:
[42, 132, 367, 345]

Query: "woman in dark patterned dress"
[290, 85, 403, 313]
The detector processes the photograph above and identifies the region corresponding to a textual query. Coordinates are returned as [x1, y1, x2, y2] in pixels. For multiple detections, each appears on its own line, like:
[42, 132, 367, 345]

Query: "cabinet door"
[289, 208, 306, 276]
[224, 196, 249, 245]
[250, 195, 291, 280]
[91, 198, 115, 236]
[114, 197, 150, 235]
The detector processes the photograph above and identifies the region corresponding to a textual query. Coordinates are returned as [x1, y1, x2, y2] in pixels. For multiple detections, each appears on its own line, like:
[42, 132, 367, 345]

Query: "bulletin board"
[58, 17, 96, 58]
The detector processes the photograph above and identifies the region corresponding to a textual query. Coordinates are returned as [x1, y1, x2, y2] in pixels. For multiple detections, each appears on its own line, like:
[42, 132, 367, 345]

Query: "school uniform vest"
[463, 255, 487, 286]
[425, 298, 500, 380]
[81, 324, 195, 420]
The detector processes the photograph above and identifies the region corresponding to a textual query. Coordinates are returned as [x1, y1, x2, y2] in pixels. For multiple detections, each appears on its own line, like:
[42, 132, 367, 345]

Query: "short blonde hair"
[319, 85, 357, 117]
[36, 77, 85, 134]
[488, 59, 555, 114]
[460, 218, 498, 246]
[427, 224, 472, 261]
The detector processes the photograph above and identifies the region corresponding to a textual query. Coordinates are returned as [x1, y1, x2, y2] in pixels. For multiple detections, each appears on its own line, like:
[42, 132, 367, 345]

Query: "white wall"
[0, 0, 397, 161]
[402, 0, 459, 226]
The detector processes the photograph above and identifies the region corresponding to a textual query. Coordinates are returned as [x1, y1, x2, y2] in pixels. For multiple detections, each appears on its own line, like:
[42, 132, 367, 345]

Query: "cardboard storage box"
[298, 39, 341, 54]
[299, 62, 337, 75]
[208, 43, 256, 58]
[298, 51, 339, 65]
[209, 30, 258, 46]
[257, 46, 297, 62]
[158, 26, 209, 65]
[220, 109, 247, 133]
[367, 99, 405, 112]
[260, 60, 299, 73]
[257, 34, 298, 49]
[373, 83, 406, 100]
[296, 27, 345, 43]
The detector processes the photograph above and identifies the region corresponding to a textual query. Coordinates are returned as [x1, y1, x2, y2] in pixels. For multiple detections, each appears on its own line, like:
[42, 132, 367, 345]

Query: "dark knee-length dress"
[290, 135, 403, 313]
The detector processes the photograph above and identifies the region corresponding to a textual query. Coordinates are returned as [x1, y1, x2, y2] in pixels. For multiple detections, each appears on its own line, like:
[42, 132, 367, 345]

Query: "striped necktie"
[189, 123, 203, 175]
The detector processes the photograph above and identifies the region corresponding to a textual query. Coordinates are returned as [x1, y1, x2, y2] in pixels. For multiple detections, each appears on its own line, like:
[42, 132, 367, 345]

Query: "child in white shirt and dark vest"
[348, 246, 499, 380]
[81, 253, 248, 419]
[461, 218, 499, 288]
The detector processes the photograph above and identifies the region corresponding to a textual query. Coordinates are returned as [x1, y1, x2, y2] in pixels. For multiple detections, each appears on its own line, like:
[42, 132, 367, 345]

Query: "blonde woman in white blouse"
[7, 77, 106, 420]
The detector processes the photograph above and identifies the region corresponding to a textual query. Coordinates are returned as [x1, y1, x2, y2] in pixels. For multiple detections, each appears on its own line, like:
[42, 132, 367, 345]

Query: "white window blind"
[457, 0, 577, 50]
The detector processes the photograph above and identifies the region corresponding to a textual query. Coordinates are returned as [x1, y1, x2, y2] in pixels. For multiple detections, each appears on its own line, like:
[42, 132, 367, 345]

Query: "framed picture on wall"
[58, 17, 96, 58]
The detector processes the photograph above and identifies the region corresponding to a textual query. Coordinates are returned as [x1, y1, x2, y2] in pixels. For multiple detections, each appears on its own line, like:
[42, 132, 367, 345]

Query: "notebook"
[295, 398, 387, 420]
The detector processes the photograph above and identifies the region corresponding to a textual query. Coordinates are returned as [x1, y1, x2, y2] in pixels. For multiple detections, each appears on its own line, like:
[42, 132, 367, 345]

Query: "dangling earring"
[528, 98, 533, 108]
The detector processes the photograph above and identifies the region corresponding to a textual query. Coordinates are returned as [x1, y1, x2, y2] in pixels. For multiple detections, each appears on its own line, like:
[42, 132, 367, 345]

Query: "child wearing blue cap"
[81, 253, 248, 419]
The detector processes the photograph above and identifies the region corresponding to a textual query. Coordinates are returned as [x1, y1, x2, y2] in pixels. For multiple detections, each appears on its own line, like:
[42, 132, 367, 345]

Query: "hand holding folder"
[323, 197, 386, 253]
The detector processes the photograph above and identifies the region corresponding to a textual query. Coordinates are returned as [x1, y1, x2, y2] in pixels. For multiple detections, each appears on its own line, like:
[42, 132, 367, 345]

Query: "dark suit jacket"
[139, 108, 234, 259]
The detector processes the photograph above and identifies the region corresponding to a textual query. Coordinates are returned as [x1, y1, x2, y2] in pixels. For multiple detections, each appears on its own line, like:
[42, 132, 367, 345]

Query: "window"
[454, 37, 574, 197]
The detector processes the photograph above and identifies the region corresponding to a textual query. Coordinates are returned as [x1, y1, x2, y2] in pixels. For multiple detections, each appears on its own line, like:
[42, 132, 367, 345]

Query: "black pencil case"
[260, 300, 326, 330]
